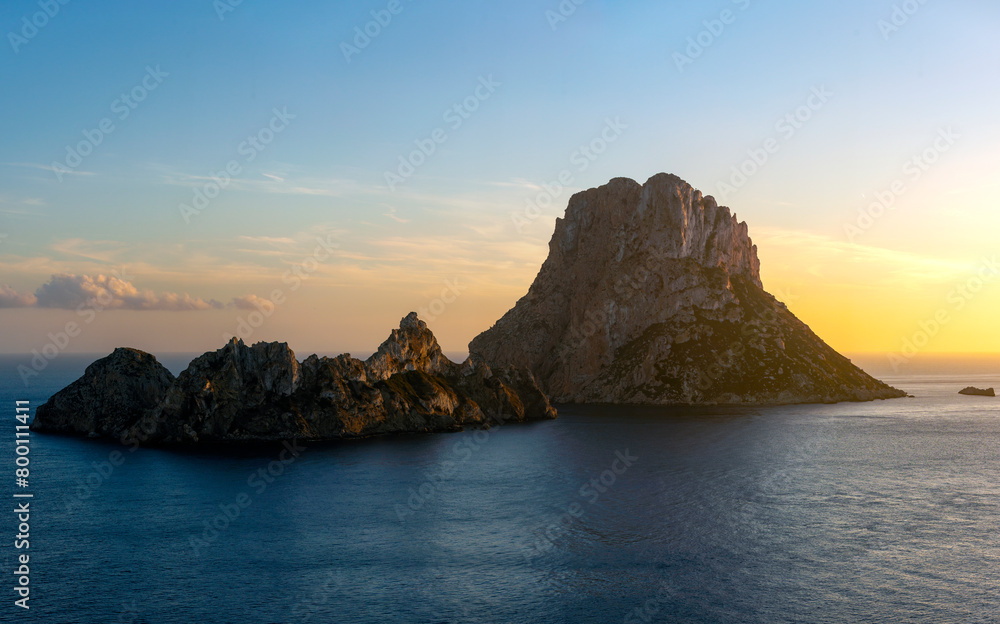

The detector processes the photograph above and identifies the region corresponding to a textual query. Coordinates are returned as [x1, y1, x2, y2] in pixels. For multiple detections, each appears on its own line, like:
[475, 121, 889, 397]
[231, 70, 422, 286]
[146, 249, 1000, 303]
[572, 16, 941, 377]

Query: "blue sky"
[1, 0, 999, 359]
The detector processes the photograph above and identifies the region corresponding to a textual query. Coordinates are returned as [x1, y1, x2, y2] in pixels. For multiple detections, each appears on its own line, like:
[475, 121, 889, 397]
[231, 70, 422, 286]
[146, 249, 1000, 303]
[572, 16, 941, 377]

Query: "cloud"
[51, 238, 131, 263]
[155, 167, 357, 198]
[0, 285, 37, 308]
[32, 274, 224, 311]
[229, 294, 272, 310]
[753, 227, 971, 285]
[238, 235, 297, 245]
[485, 178, 544, 191]
[2, 162, 96, 177]
[382, 206, 409, 223]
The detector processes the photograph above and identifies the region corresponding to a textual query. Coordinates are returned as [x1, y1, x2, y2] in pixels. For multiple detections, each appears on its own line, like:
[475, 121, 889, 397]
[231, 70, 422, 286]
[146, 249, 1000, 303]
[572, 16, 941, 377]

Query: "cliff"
[31, 313, 555, 444]
[470, 173, 906, 405]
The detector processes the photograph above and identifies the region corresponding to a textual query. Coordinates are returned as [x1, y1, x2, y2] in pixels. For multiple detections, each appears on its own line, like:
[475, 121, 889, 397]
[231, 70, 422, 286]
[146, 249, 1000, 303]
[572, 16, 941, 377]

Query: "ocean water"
[2, 354, 1000, 623]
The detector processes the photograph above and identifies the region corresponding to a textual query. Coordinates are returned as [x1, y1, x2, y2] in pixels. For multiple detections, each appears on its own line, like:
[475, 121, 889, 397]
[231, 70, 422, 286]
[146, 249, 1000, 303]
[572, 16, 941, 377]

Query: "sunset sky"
[1, 0, 998, 368]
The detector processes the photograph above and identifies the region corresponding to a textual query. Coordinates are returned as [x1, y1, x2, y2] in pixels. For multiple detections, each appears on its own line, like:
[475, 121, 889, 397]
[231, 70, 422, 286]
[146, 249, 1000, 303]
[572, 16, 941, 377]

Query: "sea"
[1, 353, 999, 624]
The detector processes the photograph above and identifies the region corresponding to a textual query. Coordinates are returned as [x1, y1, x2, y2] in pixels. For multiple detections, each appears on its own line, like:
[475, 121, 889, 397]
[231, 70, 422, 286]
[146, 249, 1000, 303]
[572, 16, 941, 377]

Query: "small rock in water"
[958, 386, 995, 397]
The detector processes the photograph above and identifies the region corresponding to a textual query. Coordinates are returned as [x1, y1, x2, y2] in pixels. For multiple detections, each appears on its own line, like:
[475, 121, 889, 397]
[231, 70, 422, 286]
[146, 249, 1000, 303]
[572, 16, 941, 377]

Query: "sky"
[1, 0, 999, 371]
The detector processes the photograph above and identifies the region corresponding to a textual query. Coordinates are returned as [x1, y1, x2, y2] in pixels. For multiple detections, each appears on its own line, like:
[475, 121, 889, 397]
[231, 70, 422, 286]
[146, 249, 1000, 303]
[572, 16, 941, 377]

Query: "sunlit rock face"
[470, 173, 905, 405]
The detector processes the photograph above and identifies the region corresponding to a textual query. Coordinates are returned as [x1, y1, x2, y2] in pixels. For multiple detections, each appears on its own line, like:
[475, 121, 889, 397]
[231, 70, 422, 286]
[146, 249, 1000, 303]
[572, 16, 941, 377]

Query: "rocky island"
[958, 387, 995, 397]
[33, 172, 908, 447]
[471, 173, 906, 405]
[31, 313, 555, 445]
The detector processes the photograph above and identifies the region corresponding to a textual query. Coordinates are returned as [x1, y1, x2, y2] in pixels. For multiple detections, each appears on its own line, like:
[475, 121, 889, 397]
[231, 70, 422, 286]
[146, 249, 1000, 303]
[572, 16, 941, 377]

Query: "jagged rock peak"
[365, 312, 452, 381]
[193, 337, 301, 396]
[551, 173, 761, 288]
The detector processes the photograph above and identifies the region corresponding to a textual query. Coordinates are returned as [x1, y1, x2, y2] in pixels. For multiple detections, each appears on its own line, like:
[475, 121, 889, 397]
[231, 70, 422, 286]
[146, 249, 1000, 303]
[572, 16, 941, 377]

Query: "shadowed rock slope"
[32, 313, 555, 444]
[470, 173, 905, 405]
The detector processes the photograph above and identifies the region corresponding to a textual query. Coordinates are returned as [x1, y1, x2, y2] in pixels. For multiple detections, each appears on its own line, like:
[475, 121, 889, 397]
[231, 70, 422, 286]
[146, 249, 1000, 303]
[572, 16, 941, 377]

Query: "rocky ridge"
[31, 313, 555, 444]
[470, 173, 906, 405]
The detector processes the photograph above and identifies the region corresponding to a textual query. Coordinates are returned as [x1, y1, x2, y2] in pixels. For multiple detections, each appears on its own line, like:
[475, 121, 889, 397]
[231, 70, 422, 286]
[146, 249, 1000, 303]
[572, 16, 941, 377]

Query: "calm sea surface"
[2, 354, 999, 623]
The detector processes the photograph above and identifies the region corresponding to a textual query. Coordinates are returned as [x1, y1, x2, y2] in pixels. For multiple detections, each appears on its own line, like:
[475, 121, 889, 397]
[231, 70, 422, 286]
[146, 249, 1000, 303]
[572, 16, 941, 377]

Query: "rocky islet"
[471, 173, 906, 405]
[31, 313, 556, 444]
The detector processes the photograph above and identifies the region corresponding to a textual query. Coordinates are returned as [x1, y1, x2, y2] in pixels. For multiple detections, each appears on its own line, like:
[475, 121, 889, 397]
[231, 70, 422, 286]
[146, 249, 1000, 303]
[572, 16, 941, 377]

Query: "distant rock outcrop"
[470, 173, 906, 405]
[31, 313, 555, 444]
[958, 386, 995, 397]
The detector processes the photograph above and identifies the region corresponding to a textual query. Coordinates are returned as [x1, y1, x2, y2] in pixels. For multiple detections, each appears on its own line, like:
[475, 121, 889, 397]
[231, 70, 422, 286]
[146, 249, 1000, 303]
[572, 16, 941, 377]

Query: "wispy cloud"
[238, 235, 297, 245]
[155, 167, 360, 198]
[0, 194, 48, 214]
[3, 162, 96, 177]
[50, 238, 132, 263]
[754, 227, 975, 286]
[382, 206, 409, 223]
[483, 178, 544, 191]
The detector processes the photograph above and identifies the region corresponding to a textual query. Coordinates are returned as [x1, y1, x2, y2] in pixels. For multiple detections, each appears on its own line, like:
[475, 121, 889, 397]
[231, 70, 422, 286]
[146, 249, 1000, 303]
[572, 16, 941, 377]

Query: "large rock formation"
[470, 173, 905, 405]
[31, 313, 555, 444]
